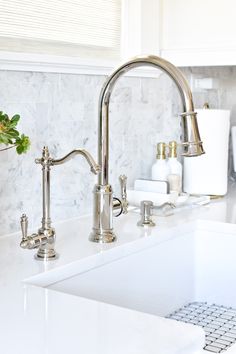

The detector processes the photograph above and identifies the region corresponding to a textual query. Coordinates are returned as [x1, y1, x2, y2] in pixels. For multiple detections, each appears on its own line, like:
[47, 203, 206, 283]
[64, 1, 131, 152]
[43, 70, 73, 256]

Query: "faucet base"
[137, 220, 156, 227]
[89, 229, 116, 243]
[34, 248, 59, 261]
[91, 184, 116, 243]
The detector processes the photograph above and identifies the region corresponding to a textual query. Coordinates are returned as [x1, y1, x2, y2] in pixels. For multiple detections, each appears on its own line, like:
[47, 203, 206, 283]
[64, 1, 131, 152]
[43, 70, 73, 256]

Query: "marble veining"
[0, 65, 235, 236]
[0, 69, 181, 236]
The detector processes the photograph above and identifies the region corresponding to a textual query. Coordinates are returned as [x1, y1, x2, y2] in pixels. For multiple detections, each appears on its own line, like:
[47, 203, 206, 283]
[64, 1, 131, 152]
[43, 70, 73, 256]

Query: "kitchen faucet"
[90, 54, 205, 243]
[20, 146, 100, 260]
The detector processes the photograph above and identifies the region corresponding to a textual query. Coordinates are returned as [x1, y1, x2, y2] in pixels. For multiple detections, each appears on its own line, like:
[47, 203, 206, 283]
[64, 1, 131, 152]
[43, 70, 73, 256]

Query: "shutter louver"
[0, 0, 121, 59]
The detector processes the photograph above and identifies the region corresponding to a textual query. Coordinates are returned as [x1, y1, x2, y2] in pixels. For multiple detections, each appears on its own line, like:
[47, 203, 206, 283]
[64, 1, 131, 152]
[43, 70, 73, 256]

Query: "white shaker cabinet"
[162, 0, 236, 66]
[122, 0, 236, 66]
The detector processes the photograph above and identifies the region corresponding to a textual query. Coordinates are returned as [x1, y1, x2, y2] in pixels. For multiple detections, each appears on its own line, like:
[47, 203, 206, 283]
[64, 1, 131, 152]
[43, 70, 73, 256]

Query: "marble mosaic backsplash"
[0, 65, 235, 236]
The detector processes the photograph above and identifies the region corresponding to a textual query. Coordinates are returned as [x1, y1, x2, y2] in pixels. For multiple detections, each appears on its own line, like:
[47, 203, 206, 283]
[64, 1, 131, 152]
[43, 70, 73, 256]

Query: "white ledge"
[162, 47, 236, 67]
[0, 51, 162, 78]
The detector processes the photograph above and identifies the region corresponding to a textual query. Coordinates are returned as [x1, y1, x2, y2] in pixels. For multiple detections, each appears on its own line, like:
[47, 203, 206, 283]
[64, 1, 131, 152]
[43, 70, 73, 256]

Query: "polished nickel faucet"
[20, 146, 100, 260]
[90, 55, 205, 243]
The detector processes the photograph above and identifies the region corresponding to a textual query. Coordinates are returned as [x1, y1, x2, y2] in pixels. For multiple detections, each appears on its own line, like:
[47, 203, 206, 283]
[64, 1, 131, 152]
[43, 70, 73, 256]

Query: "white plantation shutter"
[0, 0, 121, 59]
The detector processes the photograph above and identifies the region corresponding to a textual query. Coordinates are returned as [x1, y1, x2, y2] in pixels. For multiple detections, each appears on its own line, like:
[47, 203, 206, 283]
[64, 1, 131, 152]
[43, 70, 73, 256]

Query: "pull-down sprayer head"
[181, 112, 205, 157]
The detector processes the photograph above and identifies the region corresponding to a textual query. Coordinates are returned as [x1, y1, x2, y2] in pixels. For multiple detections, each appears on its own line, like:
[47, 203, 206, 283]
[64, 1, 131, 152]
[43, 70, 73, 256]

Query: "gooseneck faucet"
[90, 54, 205, 243]
[20, 146, 100, 260]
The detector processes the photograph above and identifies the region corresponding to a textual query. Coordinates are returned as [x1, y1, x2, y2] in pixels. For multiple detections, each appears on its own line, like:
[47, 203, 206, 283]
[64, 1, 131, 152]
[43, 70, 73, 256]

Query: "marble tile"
[0, 66, 235, 236]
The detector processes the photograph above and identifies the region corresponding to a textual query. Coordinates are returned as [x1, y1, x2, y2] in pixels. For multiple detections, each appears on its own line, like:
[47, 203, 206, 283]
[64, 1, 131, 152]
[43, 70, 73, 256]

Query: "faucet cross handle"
[119, 175, 128, 214]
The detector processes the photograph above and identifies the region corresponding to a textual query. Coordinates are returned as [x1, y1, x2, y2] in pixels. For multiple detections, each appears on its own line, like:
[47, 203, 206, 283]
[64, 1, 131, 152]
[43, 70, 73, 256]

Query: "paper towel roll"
[183, 109, 230, 195]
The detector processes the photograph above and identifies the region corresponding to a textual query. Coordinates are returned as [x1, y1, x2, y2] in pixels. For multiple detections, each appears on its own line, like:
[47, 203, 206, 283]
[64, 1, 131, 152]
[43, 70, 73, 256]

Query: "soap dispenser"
[167, 141, 182, 193]
[151, 142, 169, 181]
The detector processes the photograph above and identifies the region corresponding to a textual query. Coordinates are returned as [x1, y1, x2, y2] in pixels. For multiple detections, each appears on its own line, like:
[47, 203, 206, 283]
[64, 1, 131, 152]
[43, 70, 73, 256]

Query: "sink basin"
[26, 221, 236, 353]
[47, 228, 236, 316]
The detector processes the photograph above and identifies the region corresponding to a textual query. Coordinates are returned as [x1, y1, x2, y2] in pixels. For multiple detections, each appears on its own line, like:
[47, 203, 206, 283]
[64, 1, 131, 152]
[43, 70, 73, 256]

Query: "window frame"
[0, 0, 162, 77]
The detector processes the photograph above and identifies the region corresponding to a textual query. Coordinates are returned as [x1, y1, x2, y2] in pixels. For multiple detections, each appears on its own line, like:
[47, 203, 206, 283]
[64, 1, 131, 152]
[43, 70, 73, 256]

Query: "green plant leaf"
[0, 111, 30, 154]
[10, 114, 20, 127]
[0, 134, 10, 144]
[6, 129, 19, 138]
[15, 134, 30, 154]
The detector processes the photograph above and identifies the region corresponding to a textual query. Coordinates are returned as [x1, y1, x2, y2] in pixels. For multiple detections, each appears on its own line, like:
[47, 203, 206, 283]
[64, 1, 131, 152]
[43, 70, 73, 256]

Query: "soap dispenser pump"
[167, 141, 182, 193]
[151, 142, 169, 181]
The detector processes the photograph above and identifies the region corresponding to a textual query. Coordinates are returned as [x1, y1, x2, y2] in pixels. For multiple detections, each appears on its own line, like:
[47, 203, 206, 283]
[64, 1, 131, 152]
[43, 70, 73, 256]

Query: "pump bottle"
[167, 141, 182, 193]
[151, 142, 169, 181]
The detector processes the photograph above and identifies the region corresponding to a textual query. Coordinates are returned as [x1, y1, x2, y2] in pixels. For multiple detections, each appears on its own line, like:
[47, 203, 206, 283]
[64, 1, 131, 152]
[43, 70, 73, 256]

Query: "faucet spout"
[52, 149, 100, 175]
[90, 54, 205, 243]
[98, 55, 204, 186]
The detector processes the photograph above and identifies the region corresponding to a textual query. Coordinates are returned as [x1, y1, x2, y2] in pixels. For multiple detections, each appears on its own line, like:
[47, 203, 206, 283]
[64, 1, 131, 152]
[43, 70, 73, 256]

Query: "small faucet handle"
[119, 175, 128, 214]
[20, 214, 28, 240]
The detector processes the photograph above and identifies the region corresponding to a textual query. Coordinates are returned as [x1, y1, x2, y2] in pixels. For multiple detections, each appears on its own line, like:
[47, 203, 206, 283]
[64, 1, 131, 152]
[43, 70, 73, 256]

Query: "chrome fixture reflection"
[20, 146, 100, 261]
[119, 175, 128, 214]
[137, 200, 176, 227]
[90, 54, 204, 243]
[137, 200, 156, 227]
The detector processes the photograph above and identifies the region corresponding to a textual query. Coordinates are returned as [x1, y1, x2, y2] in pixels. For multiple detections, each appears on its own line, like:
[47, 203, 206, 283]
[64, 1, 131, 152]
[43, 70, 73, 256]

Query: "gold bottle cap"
[169, 141, 177, 158]
[157, 142, 166, 159]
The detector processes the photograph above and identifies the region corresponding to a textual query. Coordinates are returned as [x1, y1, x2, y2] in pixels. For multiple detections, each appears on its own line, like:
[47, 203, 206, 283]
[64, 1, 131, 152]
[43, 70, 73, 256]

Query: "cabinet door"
[161, 0, 236, 66]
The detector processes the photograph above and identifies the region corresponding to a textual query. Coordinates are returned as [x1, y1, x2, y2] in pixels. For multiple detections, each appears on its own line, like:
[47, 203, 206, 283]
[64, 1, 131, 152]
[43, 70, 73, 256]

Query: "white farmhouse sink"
[26, 221, 236, 353]
[47, 228, 236, 317]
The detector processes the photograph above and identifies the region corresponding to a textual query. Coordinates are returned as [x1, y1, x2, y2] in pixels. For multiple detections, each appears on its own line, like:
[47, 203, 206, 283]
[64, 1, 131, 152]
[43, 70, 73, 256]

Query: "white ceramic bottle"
[151, 142, 169, 181]
[167, 141, 182, 193]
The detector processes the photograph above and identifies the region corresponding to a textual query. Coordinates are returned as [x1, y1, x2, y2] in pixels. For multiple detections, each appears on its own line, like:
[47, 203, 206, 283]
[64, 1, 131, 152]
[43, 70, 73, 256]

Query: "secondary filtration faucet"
[90, 54, 205, 243]
[20, 146, 100, 260]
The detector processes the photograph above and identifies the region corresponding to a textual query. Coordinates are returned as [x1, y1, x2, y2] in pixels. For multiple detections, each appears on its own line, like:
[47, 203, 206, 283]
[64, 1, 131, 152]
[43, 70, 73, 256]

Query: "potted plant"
[0, 111, 30, 154]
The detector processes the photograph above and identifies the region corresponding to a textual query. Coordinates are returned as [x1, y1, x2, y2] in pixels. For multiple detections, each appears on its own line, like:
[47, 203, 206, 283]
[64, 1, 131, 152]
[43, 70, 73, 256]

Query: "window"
[0, 0, 121, 60]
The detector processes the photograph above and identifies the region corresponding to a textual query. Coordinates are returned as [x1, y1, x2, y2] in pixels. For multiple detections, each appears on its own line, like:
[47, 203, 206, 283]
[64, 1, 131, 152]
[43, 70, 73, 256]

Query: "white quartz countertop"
[2, 183, 236, 354]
